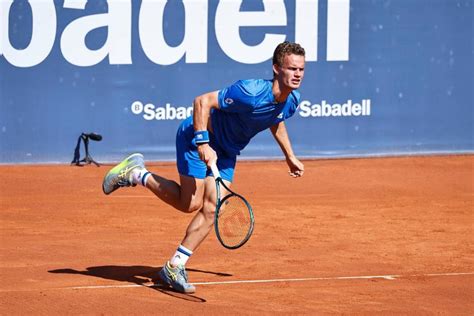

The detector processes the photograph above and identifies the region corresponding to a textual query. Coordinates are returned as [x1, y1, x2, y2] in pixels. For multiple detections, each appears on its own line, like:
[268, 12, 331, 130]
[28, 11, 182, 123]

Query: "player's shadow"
[49, 265, 232, 303]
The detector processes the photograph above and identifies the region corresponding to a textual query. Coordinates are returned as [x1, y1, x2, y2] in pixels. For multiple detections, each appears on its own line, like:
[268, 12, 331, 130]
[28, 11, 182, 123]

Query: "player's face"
[275, 54, 305, 90]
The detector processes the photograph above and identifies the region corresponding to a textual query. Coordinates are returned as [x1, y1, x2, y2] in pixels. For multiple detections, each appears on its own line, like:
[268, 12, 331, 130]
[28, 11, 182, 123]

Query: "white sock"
[170, 244, 193, 267]
[132, 168, 151, 186]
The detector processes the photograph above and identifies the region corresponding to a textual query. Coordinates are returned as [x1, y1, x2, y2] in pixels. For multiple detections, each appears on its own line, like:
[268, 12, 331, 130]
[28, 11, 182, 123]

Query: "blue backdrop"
[1, 0, 472, 164]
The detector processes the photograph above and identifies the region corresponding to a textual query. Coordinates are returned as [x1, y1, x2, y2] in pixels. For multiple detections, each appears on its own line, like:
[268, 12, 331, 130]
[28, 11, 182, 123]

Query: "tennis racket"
[210, 163, 254, 249]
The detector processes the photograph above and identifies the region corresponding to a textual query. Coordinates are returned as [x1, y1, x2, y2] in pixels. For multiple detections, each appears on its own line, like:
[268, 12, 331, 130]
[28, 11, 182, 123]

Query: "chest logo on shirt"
[225, 98, 234, 105]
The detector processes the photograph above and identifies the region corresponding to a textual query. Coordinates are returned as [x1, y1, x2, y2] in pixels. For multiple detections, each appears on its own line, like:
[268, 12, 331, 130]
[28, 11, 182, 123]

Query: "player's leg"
[180, 175, 222, 250]
[102, 154, 206, 213]
[178, 156, 235, 252]
[145, 116, 211, 213]
[102, 117, 207, 213]
[144, 173, 205, 213]
[159, 176, 232, 294]
[159, 158, 235, 293]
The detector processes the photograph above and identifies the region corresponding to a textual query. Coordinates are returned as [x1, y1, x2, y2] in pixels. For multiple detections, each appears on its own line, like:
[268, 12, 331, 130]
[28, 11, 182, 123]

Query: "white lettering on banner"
[295, 0, 319, 61]
[61, 0, 132, 66]
[327, 0, 350, 61]
[140, 0, 208, 65]
[215, 0, 286, 64]
[1, 0, 350, 67]
[0, 0, 56, 67]
[132, 101, 193, 121]
[298, 99, 372, 117]
[131, 99, 371, 122]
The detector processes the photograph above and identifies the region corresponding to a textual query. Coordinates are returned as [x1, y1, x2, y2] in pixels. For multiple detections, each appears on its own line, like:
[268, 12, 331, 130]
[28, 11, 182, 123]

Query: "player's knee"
[202, 200, 216, 217]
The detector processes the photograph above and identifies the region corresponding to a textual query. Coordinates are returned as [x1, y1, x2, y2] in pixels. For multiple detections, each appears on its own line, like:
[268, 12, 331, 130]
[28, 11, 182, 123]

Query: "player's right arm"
[270, 121, 304, 177]
[193, 91, 220, 166]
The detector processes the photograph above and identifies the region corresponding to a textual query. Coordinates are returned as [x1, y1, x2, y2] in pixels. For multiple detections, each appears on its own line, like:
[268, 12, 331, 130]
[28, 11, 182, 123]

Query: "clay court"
[0, 155, 473, 314]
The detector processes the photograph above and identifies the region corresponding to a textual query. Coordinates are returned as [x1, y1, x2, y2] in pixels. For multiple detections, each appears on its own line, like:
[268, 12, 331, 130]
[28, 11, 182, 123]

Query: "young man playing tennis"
[102, 41, 306, 294]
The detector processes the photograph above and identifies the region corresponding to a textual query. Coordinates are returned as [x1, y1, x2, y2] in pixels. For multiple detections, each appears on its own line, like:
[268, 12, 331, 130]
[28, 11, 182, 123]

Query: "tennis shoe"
[102, 153, 145, 195]
[159, 261, 196, 294]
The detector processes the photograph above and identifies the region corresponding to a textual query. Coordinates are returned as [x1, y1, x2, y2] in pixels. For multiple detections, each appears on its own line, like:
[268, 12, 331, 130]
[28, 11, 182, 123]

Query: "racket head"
[214, 191, 254, 250]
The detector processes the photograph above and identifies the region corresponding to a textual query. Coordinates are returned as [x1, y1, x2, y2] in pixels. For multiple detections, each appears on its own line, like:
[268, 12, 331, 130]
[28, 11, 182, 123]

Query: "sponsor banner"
[129, 99, 372, 121]
[131, 101, 193, 121]
[0, 0, 472, 163]
[299, 99, 371, 118]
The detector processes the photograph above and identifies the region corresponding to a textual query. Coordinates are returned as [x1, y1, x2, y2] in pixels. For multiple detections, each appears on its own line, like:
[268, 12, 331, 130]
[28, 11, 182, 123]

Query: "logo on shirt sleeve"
[225, 98, 234, 105]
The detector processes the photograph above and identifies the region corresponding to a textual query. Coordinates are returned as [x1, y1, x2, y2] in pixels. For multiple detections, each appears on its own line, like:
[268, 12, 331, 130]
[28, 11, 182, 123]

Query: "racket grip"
[210, 163, 221, 179]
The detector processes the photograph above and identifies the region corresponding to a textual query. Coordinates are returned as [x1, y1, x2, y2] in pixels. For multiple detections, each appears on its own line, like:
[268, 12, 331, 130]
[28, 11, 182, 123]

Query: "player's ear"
[272, 63, 280, 76]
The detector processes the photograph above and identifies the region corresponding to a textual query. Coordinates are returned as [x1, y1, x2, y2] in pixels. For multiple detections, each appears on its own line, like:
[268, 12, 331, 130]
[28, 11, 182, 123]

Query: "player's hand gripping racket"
[210, 163, 254, 249]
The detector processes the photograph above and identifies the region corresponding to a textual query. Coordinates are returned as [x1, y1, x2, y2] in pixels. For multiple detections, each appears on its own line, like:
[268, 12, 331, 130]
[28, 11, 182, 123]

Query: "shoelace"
[178, 266, 188, 282]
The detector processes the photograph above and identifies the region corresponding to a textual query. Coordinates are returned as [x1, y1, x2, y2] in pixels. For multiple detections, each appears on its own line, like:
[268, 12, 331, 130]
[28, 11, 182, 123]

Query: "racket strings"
[218, 195, 252, 247]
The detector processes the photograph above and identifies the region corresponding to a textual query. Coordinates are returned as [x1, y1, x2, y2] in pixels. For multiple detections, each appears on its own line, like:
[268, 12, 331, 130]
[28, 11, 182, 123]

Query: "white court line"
[66, 272, 474, 290]
[111, 195, 156, 198]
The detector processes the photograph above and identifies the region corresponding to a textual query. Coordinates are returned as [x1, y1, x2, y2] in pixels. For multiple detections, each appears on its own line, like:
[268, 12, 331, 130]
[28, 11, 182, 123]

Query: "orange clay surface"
[1, 155, 473, 315]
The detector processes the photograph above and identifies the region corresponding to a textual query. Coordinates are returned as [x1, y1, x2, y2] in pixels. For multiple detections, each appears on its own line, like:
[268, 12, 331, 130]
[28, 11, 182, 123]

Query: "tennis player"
[102, 41, 306, 293]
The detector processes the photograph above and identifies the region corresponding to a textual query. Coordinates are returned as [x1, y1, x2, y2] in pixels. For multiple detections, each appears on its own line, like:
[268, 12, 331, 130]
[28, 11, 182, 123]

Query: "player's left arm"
[270, 121, 304, 177]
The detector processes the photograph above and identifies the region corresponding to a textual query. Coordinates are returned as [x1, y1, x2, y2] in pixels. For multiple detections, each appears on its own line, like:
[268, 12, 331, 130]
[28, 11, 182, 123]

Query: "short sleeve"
[218, 80, 257, 113]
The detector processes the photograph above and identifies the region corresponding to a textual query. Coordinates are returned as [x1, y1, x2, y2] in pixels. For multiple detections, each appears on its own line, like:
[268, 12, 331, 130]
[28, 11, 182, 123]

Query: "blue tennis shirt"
[211, 79, 300, 156]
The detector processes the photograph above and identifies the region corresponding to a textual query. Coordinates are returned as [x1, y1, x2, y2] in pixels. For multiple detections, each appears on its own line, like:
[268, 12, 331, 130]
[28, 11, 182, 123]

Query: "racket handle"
[210, 162, 221, 179]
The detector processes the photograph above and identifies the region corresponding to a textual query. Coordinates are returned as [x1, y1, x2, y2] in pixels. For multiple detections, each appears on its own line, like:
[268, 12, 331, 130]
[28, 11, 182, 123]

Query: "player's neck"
[272, 79, 292, 103]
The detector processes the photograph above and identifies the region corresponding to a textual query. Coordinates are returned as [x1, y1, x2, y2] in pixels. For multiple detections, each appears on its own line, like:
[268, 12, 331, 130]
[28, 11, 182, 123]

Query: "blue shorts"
[176, 117, 236, 182]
